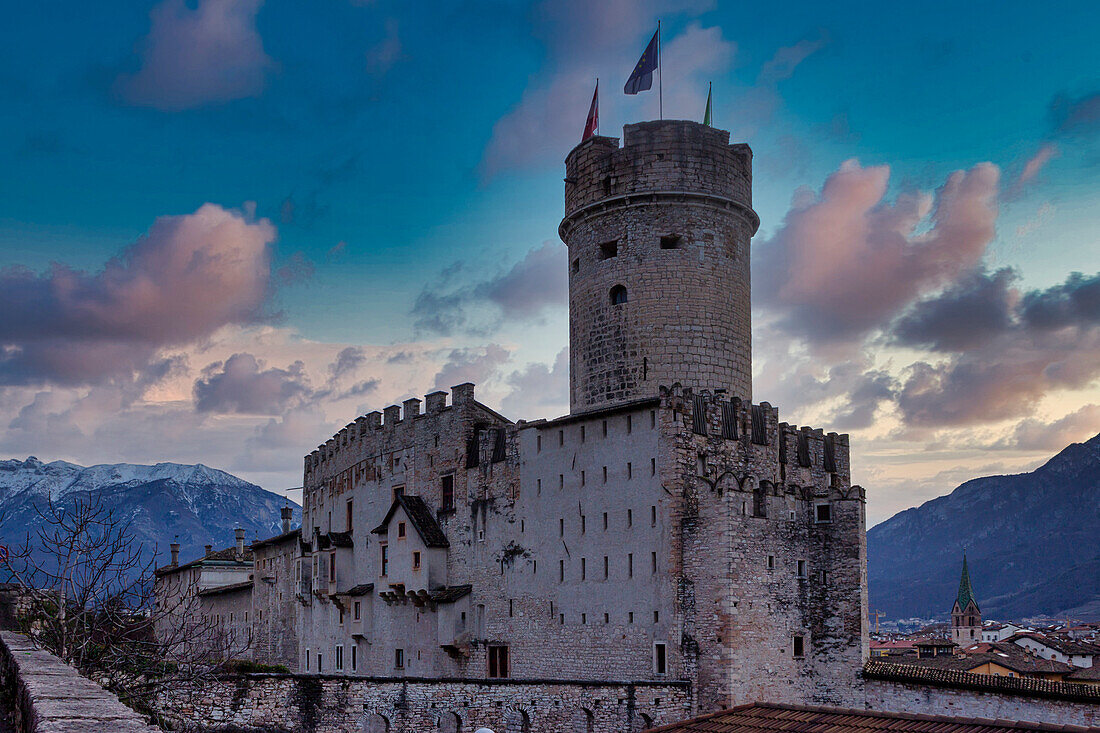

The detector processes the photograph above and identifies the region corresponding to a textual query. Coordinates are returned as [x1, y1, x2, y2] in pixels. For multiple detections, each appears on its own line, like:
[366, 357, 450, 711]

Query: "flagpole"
[657, 20, 663, 120]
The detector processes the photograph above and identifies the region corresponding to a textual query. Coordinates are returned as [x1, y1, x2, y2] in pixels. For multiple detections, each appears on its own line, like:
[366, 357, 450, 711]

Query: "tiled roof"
[197, 580, 254, 597]
[329, 530, 354, 548]
[1010, 633, 1100, 656]
[155, 545, 253, 577]
[430, 584, 472, 604]
[342, 584, 374, 597]
[864, 660, 1100, 703]
[646, 702, 1100, 733]
[251, 528, 300, 550]
[910, 642, 1075, 675]
[1067, 665, 1100, 681]
[372, 494, 449, 548]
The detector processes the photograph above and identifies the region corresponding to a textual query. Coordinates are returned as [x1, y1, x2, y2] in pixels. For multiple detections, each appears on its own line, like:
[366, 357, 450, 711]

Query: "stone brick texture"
[157, 675, 690, 732]
[561, 121, 758, 412]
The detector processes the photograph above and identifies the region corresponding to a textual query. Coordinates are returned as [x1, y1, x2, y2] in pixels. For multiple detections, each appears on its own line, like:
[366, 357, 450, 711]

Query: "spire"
[956, 553, 979, 612]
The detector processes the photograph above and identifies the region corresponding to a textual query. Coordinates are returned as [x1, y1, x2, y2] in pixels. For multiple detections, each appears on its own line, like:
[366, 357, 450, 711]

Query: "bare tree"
[0, 493, 250, 715]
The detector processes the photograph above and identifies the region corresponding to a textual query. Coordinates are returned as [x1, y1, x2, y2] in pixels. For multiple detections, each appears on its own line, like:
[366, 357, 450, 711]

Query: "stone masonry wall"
[156, 674, 691, 733]
[863, 676, 1100, 727]
[0, 630, 160, 732]
[561, 120, 759, 412]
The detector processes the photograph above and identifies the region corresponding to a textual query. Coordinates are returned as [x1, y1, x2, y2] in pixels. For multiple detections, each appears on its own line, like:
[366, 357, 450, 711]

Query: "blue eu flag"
[624, 28, 659, 94]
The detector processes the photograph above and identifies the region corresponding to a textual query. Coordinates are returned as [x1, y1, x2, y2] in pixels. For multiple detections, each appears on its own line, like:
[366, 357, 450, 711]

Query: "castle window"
[602, 420, 608, 436]
[560, 518, 564, 536]
[560, 613, 565, 624]
[599, 240, 618, 260]
[627, 509, 633, 527]
[629, 611, 634, 623]
[354, 601, 361, 620]
[753, 486, 767, 518]
[488, 645, 509, 678]
[767, 555, 775, 570]
[815, 502, 832, 523]
[654, 642, 667, 674]
[610, 285, 628, 305]
[797, 559, 806, 578]
[627, 415, 632, 433]
[581, 515, 586, 533]
[628, 553, 634, 577]
[559, 560, 565, 582]
[651, 505, 657, 526]
[394, 648, 404, 669]
[793, 635, 805, 658]
[397, 522, 406, 539]
[651, 552, 657, 574]
[413, 551, 421, 570]
[581, 557, 587, 579]
[335, 645, 344, 671]
[441, 475, 455, 511]
[602, 176, 612, 195]
[603, 512, 608, 530]
[572, 258, 580, 274]
[627, 462, 633, 479]
[580, 425, 586, 442]
[380, 544, 389, 576]
[559, 474, 564, 489]
[318, 652, 323, 672]
[351, 646, 356, 671]
[651, 458, 656, 476]
[654, 610, 659, 623]
[346, 499, 353, 532]
[582, 613, 587, 624]
[660, 234, 681, 249]
[559, 430, 564, 446]
[603, 556, 609, 579]
[819, 570, 828, 585]
[581, 470, 586, 487]
[537, 435, 542, 452]
[602, 466, 608, 483]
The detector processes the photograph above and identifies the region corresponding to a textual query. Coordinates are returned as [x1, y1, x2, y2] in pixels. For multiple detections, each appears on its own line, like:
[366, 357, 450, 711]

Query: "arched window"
[610, 285, 628, 305]
[363, 713, 390, 733]
[437, 711, 460, 733]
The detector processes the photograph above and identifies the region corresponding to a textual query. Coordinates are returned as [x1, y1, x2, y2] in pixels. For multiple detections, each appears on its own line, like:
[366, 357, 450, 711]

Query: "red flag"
[582, 81, 599, 141]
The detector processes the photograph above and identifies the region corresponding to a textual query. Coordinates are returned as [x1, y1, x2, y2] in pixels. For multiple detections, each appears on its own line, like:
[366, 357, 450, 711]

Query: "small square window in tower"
[599, 240, 618, 259]
[488, 645, 510, 678]
[660, 234, 681, 249]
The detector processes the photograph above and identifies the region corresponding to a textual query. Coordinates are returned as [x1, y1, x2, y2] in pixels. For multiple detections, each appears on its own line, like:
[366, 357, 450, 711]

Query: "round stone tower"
[559, 120, 759, 413]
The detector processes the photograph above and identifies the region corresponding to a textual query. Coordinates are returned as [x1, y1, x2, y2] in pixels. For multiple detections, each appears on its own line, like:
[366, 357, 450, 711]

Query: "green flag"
[703, 82, 713, 126]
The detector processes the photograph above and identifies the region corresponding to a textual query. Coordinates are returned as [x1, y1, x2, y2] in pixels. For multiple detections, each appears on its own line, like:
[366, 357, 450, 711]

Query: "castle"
[157, 120, 869, 725]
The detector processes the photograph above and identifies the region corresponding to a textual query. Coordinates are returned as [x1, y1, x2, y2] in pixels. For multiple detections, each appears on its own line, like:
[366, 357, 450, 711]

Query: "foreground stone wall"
[156, 674, 691, 732]
[862, 662, 1100, 727]
[0, 630, 160, 732]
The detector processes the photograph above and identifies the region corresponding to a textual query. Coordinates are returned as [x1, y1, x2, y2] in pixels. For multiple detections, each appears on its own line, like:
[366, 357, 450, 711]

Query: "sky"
[1, 0, 1098, 525]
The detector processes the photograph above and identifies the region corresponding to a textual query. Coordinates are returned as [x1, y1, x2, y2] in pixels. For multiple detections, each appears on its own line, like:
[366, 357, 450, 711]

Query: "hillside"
[0, 457, 300, 574]
[868, 433, 1100, 621]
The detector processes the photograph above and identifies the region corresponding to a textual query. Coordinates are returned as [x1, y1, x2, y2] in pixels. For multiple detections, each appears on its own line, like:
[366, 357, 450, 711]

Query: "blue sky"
[2, 0, 1098, 523]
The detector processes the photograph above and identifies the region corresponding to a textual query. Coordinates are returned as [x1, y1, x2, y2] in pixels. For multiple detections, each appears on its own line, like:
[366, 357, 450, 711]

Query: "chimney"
[235, 528, 246, 557]
[281, 506, 293, 534]
[169, 543, 180, 567]
[204, 544, 213, 556]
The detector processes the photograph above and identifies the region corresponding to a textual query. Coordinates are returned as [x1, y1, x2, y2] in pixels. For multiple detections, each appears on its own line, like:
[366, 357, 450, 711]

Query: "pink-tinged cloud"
[756, 159, 1000, 345]
[1017, 143, 1059, 185]
[194, 353, 311, 414]
[116, 0, 273, 110]
[481, 3, 732, 178]
[998, 404, 1100, 451]
[0, 204, 276, 385]
[757, 32, 828, 85]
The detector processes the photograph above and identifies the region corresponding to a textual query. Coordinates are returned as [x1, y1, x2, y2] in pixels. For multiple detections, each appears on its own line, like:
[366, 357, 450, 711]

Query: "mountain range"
[868, 433, 1100, 622]
[0, 457, 299, 575]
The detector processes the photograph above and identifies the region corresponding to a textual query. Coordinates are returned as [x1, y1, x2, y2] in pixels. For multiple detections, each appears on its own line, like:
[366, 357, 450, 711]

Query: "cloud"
[0, 204, 276, 386]
[755, 159, 999, 347]
[1018, 271, 1100, 331]
[432, 345, 510, 392]
[193, 353, 311, 414]
[895, 271, 1100, 428]
[329, 347, 365, 381]
[997, 405, 1100, 451]
[481, 3, 731, 177]
[501, 347, 569, 418]
[116, 0, 273, 110]
[1049, 91, 1100, 138]
[412, 242, 568, 336]
[1017, 144, 1059, 186]
[757, 32, 827, 85]
[892, 268, 1018, 352]
[366, 19, 402, 75]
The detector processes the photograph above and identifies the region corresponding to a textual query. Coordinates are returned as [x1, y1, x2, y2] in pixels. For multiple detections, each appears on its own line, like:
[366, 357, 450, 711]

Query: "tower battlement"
[562, 120, 754, 219]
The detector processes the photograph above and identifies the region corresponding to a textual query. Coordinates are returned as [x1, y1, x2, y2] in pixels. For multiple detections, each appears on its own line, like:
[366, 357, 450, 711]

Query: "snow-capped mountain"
[0, 457, 300, 573]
